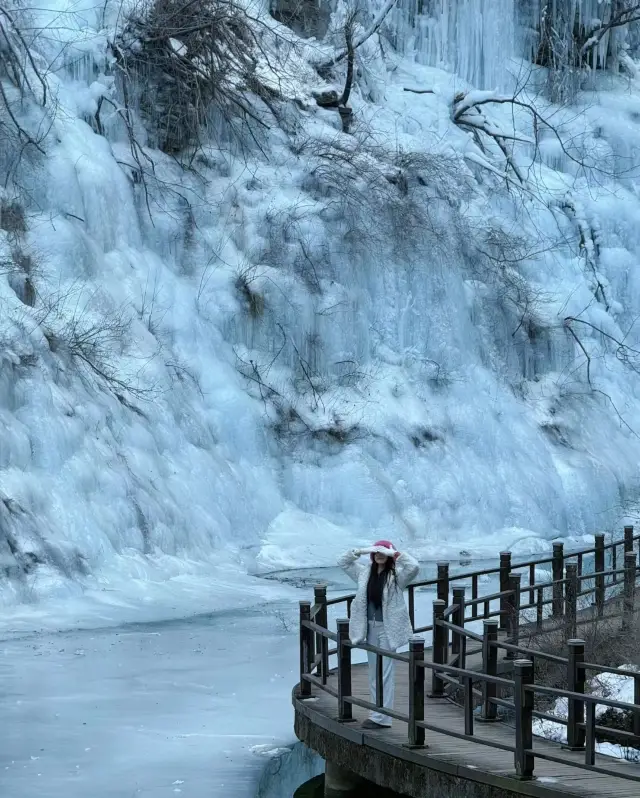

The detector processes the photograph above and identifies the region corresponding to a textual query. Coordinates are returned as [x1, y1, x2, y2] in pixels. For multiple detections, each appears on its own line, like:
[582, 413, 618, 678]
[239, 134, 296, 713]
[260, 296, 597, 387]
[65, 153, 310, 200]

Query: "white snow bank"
[0, 555, 300, 637]
[256, 509, 365, 571]
[0, 601, 305, 798]
[534, 664, 640, 761]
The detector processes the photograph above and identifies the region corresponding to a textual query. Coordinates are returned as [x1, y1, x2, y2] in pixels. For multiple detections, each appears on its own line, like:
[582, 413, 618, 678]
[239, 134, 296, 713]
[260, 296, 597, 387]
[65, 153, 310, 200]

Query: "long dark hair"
[367, 558, 397, 608]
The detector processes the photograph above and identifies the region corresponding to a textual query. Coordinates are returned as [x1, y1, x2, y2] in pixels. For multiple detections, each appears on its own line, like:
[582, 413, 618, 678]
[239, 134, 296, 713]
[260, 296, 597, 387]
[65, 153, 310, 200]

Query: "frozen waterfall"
[1, 0, 640, 608]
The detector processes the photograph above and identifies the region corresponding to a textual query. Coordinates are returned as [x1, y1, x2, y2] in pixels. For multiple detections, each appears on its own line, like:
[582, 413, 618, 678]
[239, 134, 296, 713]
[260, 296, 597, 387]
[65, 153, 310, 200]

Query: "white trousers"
[366, 620, 395, 726]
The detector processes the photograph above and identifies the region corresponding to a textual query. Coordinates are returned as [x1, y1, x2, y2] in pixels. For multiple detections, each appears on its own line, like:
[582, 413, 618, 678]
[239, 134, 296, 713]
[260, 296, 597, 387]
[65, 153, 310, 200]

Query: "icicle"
[367, 0, 517, 89]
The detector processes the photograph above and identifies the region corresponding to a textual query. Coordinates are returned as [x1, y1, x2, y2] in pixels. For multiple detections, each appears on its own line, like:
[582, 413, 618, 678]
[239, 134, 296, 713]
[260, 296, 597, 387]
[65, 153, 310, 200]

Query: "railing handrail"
[321, 567, 627, 614]
[301, 581, 640, 698]
[297, 527, 640, 783]
[319, 531, 640, 612]
[409, 531, 640, 591]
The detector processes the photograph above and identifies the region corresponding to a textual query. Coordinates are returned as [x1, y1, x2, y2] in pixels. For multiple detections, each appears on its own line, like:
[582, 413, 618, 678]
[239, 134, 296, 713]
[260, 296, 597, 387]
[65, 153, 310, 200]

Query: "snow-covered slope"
[2, 0, 640, 607]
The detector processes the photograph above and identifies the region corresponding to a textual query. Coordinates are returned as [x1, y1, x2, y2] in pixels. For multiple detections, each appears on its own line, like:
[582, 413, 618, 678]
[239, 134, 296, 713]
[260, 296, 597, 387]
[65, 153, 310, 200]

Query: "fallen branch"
[316, 0, 399, 70]
[339, 14, 355, 107]
[444, 88, 628, 185]
[579, 4, 640, 58]
[0, 5, 47, 105]
[560, 197, 609, 311]
[565, 316, 640, 373]
[563, 317, 640, 438]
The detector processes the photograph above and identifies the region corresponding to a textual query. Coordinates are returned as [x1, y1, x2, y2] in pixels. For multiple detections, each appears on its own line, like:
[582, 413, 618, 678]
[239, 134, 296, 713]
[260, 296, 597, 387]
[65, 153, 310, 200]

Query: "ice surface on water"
[0, 603, 304, 798]
[0, 568, 444, 798]
[256, 743, 323, 798]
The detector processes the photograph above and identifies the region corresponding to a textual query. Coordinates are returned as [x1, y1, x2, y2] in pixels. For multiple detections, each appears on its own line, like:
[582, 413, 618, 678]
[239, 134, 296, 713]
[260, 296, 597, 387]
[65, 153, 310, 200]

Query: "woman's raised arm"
[337, 549, 370, 583]
[394, 551, 420, 589]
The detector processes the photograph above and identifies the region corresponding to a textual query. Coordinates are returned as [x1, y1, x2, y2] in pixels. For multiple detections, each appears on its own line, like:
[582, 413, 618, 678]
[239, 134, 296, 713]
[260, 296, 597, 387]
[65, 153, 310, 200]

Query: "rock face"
[270, 0, 330, 39]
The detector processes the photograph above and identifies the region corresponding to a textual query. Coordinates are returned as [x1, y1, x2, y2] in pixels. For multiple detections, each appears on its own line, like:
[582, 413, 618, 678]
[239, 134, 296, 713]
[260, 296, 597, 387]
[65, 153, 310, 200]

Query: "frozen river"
[0, 559, 498, 797]
[1, 601, 305, 797]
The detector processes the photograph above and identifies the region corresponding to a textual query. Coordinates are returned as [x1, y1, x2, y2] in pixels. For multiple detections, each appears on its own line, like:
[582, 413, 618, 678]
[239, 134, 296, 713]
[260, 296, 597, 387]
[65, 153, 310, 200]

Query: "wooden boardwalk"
[295, 659, 640, 798]
[294, 531, 640, 798]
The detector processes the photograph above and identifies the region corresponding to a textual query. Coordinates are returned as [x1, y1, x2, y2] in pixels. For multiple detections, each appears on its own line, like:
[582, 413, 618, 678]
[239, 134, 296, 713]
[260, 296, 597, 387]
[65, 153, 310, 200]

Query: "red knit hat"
[370, 540, 395, 561]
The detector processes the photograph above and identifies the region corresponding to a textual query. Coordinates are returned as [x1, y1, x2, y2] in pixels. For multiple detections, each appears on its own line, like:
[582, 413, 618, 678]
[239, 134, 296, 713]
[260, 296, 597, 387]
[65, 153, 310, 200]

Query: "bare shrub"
[115, 0, 276, 153]
[270, 0, 330, 40]
[471, 220, 557, 339]
[294, 125, 461, 258]
[138, 273, 170, 336]
[235, 265, 265, 318]
[6, 247, 37, 305]
[33, 286, 156, 399]
[0, 197, 26, 234]
[234, 343, 366, 449]
[534, 1, 640, 101]
[0, 3, 48, 156]
[559, 195, 609, 309]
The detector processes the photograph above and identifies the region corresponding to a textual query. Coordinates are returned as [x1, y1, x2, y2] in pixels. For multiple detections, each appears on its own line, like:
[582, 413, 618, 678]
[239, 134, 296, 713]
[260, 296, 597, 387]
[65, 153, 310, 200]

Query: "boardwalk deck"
[294, 656, 640, 798]
[294, 534, 640, 797]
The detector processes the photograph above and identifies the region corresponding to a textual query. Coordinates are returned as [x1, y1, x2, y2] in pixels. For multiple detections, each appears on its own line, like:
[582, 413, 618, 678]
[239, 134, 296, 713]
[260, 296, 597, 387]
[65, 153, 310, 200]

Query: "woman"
[338, 540, 419, 729]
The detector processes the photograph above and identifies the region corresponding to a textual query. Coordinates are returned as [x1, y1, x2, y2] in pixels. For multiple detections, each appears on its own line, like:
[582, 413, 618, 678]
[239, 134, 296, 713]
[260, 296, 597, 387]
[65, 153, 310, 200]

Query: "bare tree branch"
[579, 3, 640, 57]
[316, 0, 399, 70]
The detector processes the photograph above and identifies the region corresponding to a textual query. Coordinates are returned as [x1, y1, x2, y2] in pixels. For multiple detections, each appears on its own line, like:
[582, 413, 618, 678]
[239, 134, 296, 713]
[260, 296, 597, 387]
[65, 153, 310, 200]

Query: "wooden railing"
[297, 527, 640, 782]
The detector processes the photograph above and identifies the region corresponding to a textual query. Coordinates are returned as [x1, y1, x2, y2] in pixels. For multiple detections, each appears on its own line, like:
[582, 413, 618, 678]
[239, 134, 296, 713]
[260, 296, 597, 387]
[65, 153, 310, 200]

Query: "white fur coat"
[337, 549, 420, 651]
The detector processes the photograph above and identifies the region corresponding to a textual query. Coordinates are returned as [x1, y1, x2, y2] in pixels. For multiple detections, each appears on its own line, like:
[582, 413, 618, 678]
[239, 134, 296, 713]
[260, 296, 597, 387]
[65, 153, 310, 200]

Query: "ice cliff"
[2, 0, 640, 605]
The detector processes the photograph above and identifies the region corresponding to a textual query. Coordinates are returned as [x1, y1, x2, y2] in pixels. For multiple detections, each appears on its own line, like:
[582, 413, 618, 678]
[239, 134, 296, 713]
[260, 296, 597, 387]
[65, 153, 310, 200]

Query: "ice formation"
[2, 0, 640, 606]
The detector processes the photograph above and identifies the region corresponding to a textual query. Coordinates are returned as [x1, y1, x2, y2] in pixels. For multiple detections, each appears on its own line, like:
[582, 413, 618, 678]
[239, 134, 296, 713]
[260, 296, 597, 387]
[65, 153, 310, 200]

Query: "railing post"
[565, 639, 586, 751]
[536, 587, 543, 629]
[464, 674, 474, 737]
[625, 525, 634, 554]
[481, 620, 499, 721]
[314, 583, 329, 683]
[472, 574, 479, 619]
[337, 618, 353, 721]
[634, 675, 640, 738]
[552, 542, 564, 617]
[514, 659, 534, 780]
[299, 600, 312, 698]
[408, 585, 415, 631]
[585, 702, 596, 766]
[499, 552, 512, 631]
[376, 653, 384, 708]
[505, 574, 521, 660]
[430, 600, 446, 697]
[452, 586, 465, 663]
[623, 551, 636, 631]
[565, 564, 578, 640]
[594, 533, 605, 617]
[528, 563, 536, 605]
[437, 562, 450, 605]
[408, 636, 426, 747]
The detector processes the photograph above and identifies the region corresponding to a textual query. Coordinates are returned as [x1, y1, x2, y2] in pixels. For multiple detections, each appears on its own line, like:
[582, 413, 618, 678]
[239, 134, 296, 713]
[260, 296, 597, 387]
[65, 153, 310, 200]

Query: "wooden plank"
[297, 661, 640, 798]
